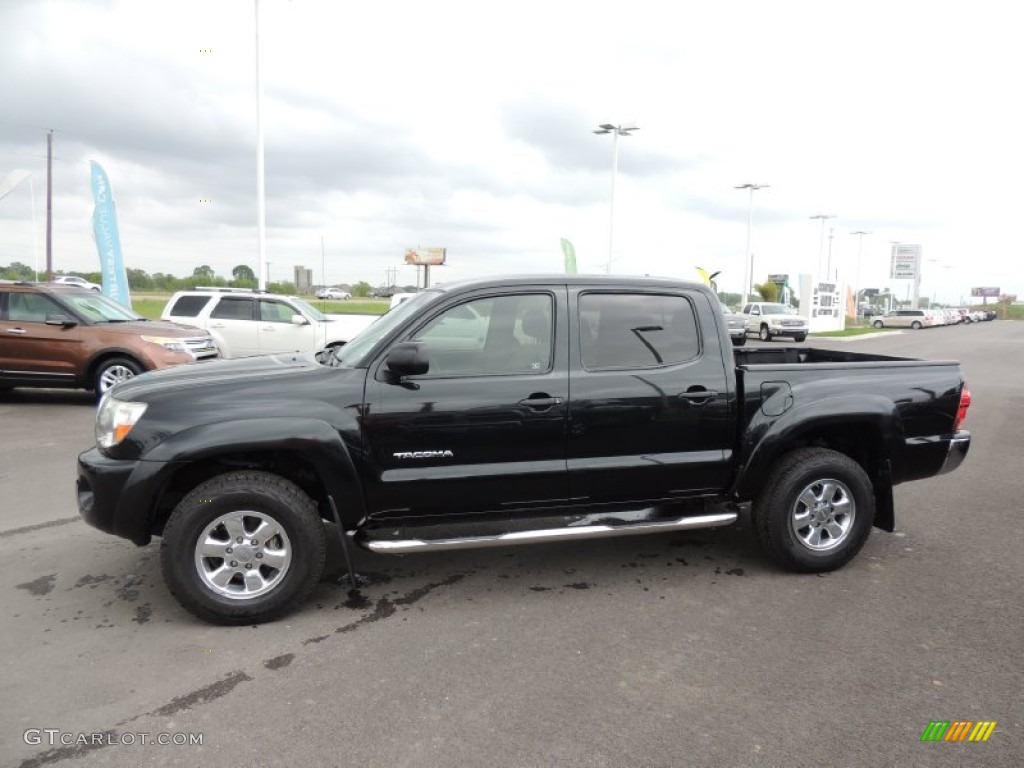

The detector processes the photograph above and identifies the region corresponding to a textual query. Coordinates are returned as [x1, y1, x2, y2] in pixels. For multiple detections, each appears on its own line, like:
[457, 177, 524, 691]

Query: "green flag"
[560, 238, 577, 274]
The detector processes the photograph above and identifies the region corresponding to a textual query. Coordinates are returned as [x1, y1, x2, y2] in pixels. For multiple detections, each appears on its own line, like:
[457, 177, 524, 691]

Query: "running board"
[361, 511, 738, 554]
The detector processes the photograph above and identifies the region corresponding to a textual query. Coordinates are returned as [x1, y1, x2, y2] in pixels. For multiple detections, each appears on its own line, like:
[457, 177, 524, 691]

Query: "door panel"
[0, 291, 82, 381]
[361, 290, 569, 518]
[207, 298, 259, 357]
[567, 289, 734, 503]
[257, 299, 315, 354]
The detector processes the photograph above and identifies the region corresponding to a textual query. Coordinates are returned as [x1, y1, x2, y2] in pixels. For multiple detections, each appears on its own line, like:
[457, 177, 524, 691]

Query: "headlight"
[141, 335, 188, 353]
[96, 396, 148, 448]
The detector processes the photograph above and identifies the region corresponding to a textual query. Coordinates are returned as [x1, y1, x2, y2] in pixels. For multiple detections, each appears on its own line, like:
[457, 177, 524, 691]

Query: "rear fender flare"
[733, 395, 903, 511]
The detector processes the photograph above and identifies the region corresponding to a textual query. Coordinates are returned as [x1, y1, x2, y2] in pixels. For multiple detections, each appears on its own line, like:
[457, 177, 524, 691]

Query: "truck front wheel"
[753, 448, 874, 572]
[759, 325, 772, 342]
[160, 470, 326, 624]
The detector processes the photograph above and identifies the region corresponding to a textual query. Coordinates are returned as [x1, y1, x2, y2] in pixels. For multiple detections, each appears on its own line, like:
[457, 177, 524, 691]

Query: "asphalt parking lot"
[2, 322, 1021, 767]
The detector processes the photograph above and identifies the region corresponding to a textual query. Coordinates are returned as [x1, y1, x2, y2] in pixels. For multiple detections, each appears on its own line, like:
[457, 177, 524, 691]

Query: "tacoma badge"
[393, 450, 455, 459]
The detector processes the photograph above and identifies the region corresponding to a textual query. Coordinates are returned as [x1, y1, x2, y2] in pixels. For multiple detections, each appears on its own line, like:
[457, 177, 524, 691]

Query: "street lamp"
[594, 123, 639, 273]
[810, 214, 837, 277]
[735, 183, 769, 305]
[850, 230, 871, 319]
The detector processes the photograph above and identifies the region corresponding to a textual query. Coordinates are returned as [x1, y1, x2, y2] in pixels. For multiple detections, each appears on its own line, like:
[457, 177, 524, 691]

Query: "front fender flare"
[114, 418, 366, 539]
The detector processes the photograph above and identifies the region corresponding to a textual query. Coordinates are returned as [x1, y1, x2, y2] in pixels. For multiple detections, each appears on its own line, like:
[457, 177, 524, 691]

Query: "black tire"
[752, 447, 875, 573]
[911, 321, 922, 330]
[758, 325, 771, 342]
[732, 335, 746, 347]
[793, 333, 807, 343]
[872, 320, 884, 328]
[160, 470, 326, 624]
[94, 356, 143, 395]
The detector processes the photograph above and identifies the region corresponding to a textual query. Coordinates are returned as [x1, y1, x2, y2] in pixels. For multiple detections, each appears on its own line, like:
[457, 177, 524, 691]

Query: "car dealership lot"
[2, 323, 1021, 767]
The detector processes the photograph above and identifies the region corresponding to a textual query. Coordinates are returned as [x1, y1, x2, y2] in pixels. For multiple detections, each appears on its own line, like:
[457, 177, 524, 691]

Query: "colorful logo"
[920, 721, 997, 742]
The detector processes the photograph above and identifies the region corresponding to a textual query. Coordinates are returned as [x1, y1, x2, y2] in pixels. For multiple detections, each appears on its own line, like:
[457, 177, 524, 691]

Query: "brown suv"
[0, 281, 219, 395]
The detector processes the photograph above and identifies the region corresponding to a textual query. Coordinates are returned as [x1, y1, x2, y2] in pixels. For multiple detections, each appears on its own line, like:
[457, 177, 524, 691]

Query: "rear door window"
[580, 293, 699, 370]
[210, 297, 255, 320]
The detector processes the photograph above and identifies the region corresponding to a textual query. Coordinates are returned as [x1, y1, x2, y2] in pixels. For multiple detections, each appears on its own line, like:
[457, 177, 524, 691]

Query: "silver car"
[720, 302, 746, 346]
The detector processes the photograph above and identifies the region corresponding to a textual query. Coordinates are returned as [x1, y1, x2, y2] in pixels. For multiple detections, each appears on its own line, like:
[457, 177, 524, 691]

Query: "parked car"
[0, 281, 218, 395]
[720, 302, 746, 346]
[161, 288, 378, 358]
[77, 275, 971, 623]
[871, 309, 935, 329]
[316, 287, 351, 300]
[53, 275, 102, 292]
[370, 287, 396, 298]
[740, 302, 809, 342]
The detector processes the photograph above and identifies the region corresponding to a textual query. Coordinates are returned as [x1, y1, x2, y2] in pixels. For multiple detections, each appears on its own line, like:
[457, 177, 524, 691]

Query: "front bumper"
[77, 447, 176, 545]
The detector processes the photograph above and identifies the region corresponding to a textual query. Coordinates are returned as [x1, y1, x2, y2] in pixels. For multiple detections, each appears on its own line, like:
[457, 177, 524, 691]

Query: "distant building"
[294, 266, 313, 292]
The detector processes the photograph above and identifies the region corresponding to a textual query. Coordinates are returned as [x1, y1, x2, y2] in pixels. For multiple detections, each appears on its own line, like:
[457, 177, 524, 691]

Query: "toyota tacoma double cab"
[77, 275, 971, 623]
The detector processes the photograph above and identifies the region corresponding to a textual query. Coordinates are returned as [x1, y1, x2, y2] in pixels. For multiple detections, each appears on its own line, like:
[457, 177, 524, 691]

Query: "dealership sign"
[970, 287, 1000, 297]
[404, 247, 447, 266]
[890, 244, 921, 279]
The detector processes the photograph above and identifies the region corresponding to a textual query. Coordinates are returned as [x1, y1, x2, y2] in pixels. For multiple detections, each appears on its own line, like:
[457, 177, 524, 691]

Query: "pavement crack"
[151, 670, 253, 716]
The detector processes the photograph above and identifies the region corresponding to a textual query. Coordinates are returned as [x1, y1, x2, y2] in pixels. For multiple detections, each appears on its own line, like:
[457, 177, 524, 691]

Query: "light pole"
[850, 230, 871, 319]
[594, 123, 639, 273]
[809, 214, 836, 277]
[735, 183, 769, 305]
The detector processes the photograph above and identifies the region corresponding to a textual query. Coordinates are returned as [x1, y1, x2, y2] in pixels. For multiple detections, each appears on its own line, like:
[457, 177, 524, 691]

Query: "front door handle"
[518, 395, 564, 410]
[5, 328, 27, 335]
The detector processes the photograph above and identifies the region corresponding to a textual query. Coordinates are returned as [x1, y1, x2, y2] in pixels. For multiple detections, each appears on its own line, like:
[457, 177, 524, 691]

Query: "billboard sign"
[404, 247, 446, 266]
[890, 244, 921, 279]
[970, 287, 1000, 297]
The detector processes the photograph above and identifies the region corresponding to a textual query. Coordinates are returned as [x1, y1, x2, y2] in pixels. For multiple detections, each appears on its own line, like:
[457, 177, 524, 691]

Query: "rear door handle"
[5, 328, 27, 335]
[677, 389, 719, 405]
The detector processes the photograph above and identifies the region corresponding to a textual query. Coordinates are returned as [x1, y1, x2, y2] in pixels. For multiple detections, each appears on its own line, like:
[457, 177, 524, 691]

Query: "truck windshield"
[328, 290, 438, 367]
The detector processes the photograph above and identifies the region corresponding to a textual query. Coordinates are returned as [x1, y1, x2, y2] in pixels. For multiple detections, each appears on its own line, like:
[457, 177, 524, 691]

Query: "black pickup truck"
[77, 276, 971, 623]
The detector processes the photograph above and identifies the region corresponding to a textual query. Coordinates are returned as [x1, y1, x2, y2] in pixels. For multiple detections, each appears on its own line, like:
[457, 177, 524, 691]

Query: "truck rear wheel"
[753, 448, 874, 572]
[160, 470, 326, 624]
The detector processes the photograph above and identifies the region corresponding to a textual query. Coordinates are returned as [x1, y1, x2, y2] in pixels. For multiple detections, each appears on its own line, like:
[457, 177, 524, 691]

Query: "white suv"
[161, 289, 378, 358]
[740, 302, 810, 342]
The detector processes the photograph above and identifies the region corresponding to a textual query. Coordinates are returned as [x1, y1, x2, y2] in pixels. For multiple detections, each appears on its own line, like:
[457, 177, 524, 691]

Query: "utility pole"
[45, 130, 53, 281]
[827, 227, 835, 282]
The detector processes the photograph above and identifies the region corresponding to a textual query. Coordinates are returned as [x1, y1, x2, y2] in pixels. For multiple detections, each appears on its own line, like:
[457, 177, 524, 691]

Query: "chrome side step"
[361, 511, 738, 554]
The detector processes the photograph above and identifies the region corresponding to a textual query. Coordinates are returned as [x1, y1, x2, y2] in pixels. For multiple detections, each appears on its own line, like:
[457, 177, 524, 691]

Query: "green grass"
[129, 294, 390, 320]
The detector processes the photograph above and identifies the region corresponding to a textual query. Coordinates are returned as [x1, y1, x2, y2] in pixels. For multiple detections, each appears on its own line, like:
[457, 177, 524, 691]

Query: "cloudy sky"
[1, 0, 1021, 302]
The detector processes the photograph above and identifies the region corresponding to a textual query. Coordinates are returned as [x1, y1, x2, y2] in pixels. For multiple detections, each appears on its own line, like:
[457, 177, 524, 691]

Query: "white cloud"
[0, 0, 1021, 300]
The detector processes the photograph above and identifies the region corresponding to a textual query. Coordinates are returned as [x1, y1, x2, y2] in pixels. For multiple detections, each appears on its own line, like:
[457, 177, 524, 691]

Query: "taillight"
[954, 386, 971, 431]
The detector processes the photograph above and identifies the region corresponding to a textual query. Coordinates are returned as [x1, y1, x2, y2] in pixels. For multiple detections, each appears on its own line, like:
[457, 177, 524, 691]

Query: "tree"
[232, 264, 256, 283]
[754, 281, 779, 303]
[127, 268, 153, 291]
[352, 281, 372, 298]
[0, 261, 35, 280]
[717, 292, 742, 308]
[192, 264, 216, 281]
